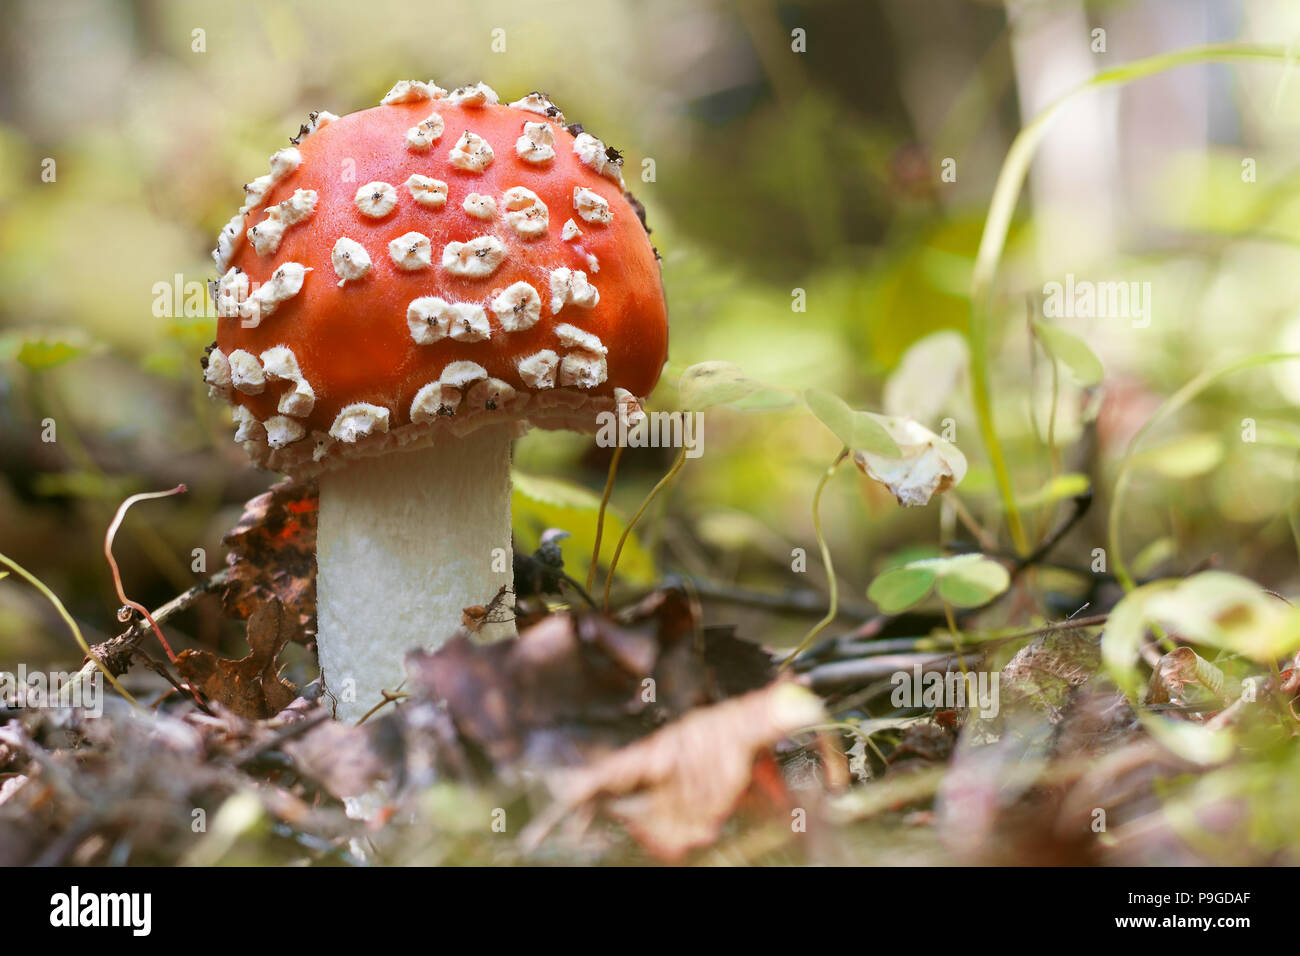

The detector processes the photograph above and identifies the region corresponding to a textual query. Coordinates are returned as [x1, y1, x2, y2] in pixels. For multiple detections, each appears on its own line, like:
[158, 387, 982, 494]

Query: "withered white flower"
[853, 416, 966, 507]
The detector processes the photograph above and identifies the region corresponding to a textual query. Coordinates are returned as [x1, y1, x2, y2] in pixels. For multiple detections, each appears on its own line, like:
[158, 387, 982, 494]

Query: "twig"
[804, 652, 972, 694]
[822, 613, 1109, 714]
[971, 613, 1109, 646]
[127, 646, 213, 715]
[1014, 489, 1092, 574]
[667, 574, 876, 621]
[948, 494, 999, 553]
[230, 711, 331, 767]
[557, 572, 597, 608]
[355, 689, 408, 725]
[76, 569, 229, 682]
[270, 822, 367, 866]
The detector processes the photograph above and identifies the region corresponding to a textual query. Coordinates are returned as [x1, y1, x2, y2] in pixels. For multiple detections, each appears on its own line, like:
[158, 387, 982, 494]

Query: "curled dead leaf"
[222, 478, 318, 639]
[176, 599, 298, 719]
[525, 681, 825, 861]
[853, 417, 966, 507]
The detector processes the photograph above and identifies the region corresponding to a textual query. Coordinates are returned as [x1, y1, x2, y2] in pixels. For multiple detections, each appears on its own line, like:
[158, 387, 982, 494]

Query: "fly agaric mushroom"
[204, 83, 667, 723]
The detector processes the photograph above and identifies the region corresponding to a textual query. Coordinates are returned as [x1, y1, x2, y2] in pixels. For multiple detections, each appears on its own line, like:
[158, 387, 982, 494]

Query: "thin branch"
[668, 574, 876, 620]
[230, 711, 331, 767]
[75, 569, 229, 683]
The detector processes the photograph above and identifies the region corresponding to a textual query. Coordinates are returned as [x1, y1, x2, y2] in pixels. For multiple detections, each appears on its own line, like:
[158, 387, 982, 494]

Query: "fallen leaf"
[222, 479, 318, 639]
[176, 599, 298, 718]
[403, 588, 775, 771]
[283, 720, 388, 799]
[533, 682, 825, 861]
[1147, 646, 1226, 710]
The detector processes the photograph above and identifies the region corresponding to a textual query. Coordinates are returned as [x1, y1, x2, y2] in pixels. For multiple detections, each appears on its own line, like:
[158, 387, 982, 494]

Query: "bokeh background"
[1, 0, 1298, 674]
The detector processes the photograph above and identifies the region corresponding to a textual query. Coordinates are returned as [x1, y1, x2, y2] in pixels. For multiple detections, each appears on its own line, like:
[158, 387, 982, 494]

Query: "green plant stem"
[1108, 352, 1300, 591]
[970, 42, 1291, 559]
[0, 550, 138, 706]
[779, 447, 849, 671]
[603, 446, 688, 612]
[943, 602, 968, 676]
[1046, 354, 1061, 481]
[1036, 352, 1062, 546]
[588, 446, 624, 593]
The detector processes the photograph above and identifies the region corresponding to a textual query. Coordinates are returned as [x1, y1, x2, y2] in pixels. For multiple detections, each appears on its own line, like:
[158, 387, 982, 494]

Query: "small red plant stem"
[104, 484, 187, 663]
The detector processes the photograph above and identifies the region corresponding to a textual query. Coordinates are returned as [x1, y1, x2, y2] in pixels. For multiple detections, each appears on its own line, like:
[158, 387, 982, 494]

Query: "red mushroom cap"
[204, 82, 667, 475]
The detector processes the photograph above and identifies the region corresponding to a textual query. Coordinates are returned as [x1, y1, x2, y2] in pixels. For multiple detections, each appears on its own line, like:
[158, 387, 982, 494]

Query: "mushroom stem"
[315, 425, 515, 723]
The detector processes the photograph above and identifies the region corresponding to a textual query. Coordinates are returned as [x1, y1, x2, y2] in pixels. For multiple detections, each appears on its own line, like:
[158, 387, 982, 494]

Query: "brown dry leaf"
[532, 681, 824, 861]
[406, 614, 662, 768]
[852, 417, 967, 507]
[404, 589, 775, 771]
[176, 599, 298, 719]
[223, 478, 318, 638]
[994, 628, 1101, 727]
[283, 720, 387, 799]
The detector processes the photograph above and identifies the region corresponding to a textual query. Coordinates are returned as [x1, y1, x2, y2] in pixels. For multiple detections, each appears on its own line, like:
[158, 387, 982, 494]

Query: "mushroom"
[206, 87, 668, 723]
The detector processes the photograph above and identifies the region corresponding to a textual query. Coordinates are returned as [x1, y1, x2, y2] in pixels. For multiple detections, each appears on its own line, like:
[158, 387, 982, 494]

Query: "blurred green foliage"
[0, 0, 1296, 668]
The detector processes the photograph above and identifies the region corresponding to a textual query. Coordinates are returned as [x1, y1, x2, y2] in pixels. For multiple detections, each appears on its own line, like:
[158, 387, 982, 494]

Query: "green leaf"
[866, 553, 1009, 614]
[1131, 536, 1177, 578]
[1129, 433, 1224, 478]
[1100, 582, 1170, 700]
[678, 361, 763, 410]
[511, 471, 654, 585]
[970, 44, 1296, 557]
[725, 387, 798, 411]
[879, 545, 944, 571]
[1139, 714, 1235, 766]
[1144, 572, 1300, 663]
[867, 566, 936, 614]
[141, 350, 184, 379]
[1018, 472, 1091, 509]
[31, 471, 139, 500]
[1103, 572, 1300, 703]
[933, 554, 1011, 608]
[803, 389, 900, 457]
[0, 330, 96, 371]
[883, 330, 968, 422]
[1032, 319, 1104, 386]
